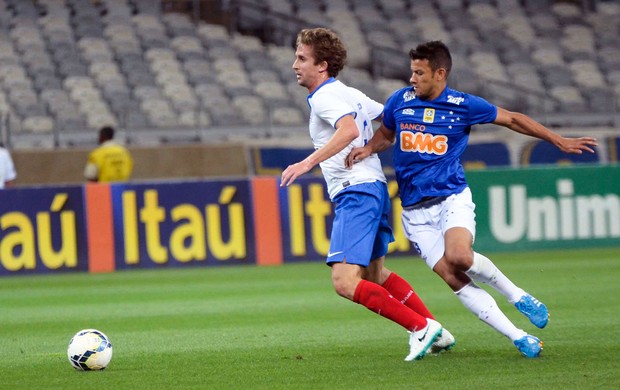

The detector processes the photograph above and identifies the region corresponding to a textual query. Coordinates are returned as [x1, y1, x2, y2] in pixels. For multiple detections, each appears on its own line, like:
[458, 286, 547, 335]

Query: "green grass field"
[1, 248, 619, 389]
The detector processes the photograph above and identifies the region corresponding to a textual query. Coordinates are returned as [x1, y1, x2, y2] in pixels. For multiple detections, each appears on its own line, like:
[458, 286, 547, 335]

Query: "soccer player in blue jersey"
[281, 28, 455, 361]
[346, 41, 598, 358]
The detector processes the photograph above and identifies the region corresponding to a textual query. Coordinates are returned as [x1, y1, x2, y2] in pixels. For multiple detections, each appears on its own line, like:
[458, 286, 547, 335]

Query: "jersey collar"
[308, 77, 337, 99]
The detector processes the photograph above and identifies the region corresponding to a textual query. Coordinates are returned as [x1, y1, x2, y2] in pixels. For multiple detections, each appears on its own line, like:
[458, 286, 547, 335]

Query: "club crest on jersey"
[423, 108, 435, 123]
[403, 90, 415, 102]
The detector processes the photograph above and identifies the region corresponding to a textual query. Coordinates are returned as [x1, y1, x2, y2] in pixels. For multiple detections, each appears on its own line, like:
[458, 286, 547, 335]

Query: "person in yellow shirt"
[84, 126, 133, 182]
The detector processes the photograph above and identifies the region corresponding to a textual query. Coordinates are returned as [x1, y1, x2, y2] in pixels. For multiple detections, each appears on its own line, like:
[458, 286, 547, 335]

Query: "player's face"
[409, 59, 442, 100]
[293, 44, 327, 93]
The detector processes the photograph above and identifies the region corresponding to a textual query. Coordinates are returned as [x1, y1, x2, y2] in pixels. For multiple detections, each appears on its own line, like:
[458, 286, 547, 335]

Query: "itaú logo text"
[400, 131, 448, 154]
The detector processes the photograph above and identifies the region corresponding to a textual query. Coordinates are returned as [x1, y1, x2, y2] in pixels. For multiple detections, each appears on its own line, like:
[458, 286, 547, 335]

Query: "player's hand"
[345, 146, 371, 168]
[280, 161, 312, 187]
[557, 137, 598, 154]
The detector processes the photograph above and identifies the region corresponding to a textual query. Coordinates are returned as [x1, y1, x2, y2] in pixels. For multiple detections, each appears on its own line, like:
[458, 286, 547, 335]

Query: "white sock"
[466, 252, 526, 304]
[456, 282, 526, 341]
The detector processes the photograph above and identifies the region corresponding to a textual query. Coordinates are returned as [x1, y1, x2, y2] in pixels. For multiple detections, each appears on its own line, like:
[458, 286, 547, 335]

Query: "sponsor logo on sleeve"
[403, 90, 416, 102]
[447, 95, 465, 105]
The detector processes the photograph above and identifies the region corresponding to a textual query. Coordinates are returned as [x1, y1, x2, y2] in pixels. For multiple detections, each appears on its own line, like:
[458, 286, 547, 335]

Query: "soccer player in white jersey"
[347, 41, 598, 358]
[281, 28, 455, 361]
[0, 143, 17, 189]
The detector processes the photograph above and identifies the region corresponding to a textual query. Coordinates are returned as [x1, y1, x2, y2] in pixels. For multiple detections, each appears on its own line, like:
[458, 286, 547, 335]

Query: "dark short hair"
[409, 41, 452, 77]
[296, 28, 347, 77]
[99, 126, 115, 140]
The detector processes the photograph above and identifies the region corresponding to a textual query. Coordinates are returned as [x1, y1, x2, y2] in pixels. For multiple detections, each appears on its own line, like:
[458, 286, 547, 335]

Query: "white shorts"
[401, 187, 476, 269]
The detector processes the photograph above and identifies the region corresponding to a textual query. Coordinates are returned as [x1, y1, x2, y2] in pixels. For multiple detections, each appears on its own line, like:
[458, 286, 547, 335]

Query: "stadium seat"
[162, 12, 195, 37]
[183, 59, 213, 83]
[21, 116, 54, 134]
[549, 85, 588, 112]
[375, 78, 408, 101]
[285, 80, 311, 115]
[196, 22, 230, 47]
[270, 106, 304, 126]
[232, 94, 268, 125]
[254, 81, 289, 107]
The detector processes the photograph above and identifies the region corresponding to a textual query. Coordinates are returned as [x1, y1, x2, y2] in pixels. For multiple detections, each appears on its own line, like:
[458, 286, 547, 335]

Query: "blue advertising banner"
[278, 176, 334, 263]
[0, 186, 88, 275]
[109, 179, 256, 269]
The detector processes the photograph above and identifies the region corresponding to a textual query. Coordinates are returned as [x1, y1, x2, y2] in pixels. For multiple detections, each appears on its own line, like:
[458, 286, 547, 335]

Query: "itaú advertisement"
[108, 180, 255, 269]
[0, 186, 89, 275]
[0, 180, 259, 276]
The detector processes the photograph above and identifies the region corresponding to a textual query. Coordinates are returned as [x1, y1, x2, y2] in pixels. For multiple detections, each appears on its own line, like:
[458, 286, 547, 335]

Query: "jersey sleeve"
[381, 91, 400, 131]
[356, 90, 384, 121]
[468, 94, 498, 124]
[311, 90, 356, 128]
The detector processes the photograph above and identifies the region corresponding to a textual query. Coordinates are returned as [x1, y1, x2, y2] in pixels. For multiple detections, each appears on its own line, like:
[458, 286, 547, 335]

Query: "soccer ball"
[67, 329, 113, 371]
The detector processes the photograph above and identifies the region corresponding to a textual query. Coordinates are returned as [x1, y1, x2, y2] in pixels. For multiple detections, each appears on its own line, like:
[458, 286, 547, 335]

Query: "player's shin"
[382, 272, 435, 319]
[465, 252, 525, 303]
[353, 279, 428, 331]
[455, 282, 525, 341]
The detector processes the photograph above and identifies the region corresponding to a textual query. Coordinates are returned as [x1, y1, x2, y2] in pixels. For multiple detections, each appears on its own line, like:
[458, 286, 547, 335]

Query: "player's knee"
[445, 246, 474, 270]
[433, 260, 470, 290]
[363, 266, 384, 285]
[331, 279, 351, 298]
[331, 273, 357, 300]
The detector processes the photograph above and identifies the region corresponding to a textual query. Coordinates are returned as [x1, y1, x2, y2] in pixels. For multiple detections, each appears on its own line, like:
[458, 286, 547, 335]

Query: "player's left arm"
[281, 114, 358, 187]
[493, 107, 598, 154]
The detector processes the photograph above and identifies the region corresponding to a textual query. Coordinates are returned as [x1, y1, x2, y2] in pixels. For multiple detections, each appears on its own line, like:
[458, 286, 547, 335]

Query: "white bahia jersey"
[307, 78, 386, 200]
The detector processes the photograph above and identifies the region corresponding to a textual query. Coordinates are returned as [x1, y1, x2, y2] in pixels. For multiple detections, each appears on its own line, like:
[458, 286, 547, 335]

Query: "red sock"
[353, 279, 427, 331]
[382, 273, 435, 319]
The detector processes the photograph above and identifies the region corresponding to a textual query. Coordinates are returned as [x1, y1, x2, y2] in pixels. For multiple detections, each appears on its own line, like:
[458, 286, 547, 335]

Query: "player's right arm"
[345, 124, 394, 168]
[281, 114, 359, 187]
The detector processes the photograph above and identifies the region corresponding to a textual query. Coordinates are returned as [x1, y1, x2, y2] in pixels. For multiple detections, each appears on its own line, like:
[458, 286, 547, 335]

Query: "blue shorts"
[326, 181, 394, 267]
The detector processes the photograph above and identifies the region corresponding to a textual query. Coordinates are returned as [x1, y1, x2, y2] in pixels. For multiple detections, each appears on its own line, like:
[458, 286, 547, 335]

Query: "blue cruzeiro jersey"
[382, 86, 497, 207]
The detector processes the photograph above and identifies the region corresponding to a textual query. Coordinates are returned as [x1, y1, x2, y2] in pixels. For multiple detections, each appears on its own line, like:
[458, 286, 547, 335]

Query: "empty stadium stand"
[0, 0, 617, 167]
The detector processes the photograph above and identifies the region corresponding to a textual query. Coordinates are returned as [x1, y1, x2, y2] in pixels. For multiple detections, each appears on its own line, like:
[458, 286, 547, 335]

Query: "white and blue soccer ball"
[67, 329, 113, 371]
